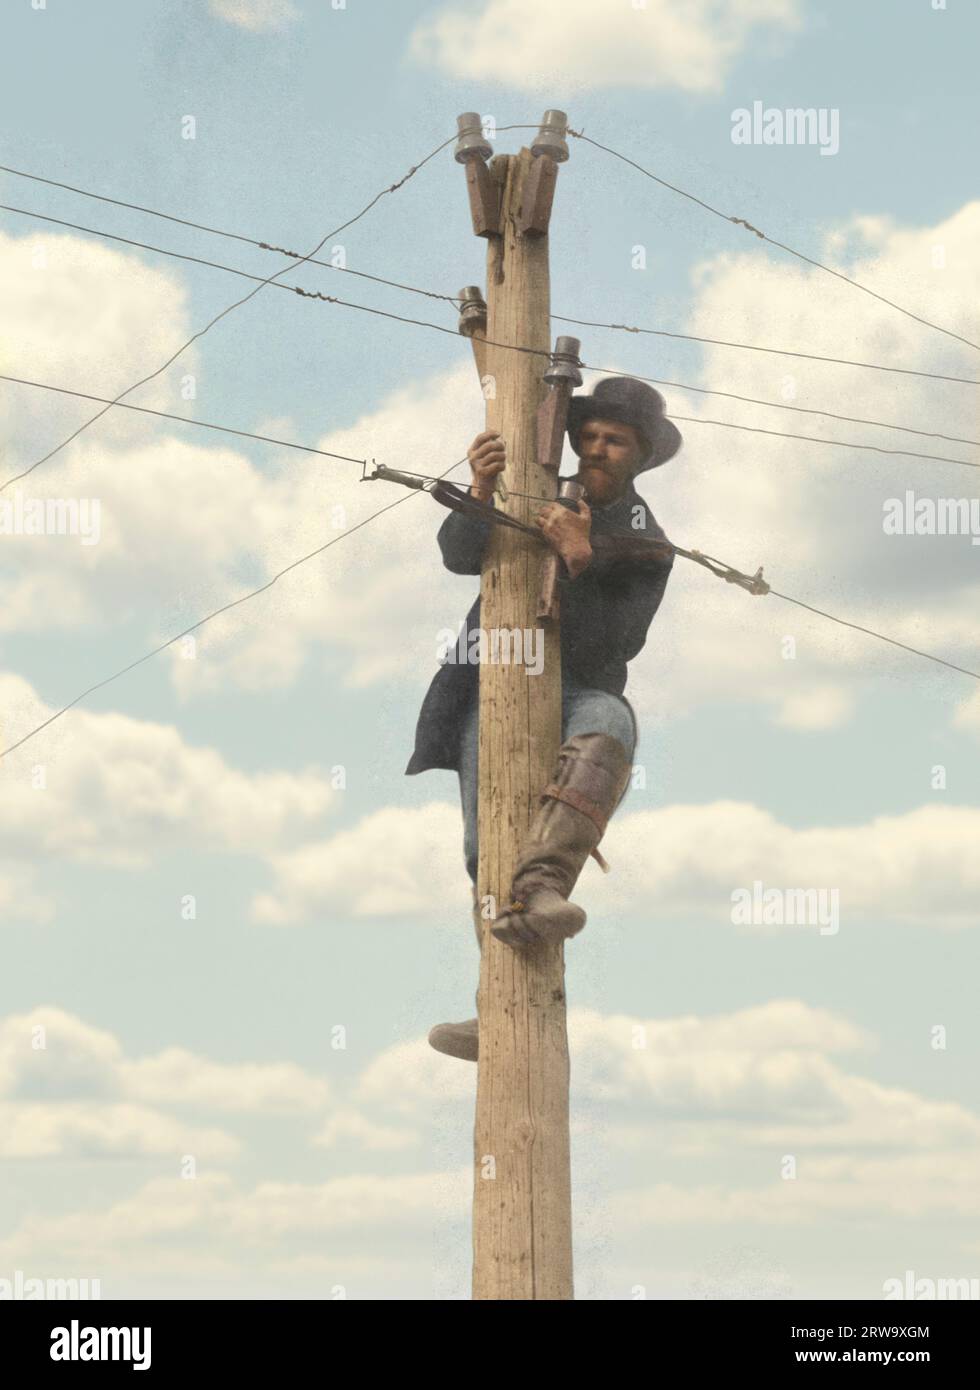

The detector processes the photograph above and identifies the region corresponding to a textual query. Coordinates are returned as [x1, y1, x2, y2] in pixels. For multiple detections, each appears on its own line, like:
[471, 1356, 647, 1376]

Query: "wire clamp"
[687, 549, 770, 596]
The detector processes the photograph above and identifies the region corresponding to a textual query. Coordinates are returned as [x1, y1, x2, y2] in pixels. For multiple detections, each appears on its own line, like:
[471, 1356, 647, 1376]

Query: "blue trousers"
[457, 682, 637, 885]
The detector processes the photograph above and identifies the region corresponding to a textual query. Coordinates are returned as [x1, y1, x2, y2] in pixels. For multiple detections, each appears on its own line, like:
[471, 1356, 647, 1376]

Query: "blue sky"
[1, 0, 978, 1300]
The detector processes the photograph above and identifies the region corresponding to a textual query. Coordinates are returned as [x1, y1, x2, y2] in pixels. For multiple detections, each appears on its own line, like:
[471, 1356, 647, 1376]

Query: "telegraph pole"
[456, 111, 575, 1300]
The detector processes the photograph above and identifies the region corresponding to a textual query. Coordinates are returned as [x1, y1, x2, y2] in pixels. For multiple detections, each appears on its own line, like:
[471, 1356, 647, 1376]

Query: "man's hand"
[467, 430, 506, 502]
[535, 499, 592, 578]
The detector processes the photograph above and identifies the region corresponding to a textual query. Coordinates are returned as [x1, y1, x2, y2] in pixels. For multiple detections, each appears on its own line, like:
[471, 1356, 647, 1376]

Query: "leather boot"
[427, 888, 482, 1062]
[491, 732, 631, 948]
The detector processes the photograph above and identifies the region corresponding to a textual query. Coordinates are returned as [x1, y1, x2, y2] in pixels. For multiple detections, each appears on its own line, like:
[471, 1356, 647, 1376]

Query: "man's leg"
[461, 684, 635, 888]
[457, 694, 480, 889]
[490, 683, 636, 948]
[562, 682, 637, 769]
[562, 683, 637, 856]
[428, 696, 482, 1062]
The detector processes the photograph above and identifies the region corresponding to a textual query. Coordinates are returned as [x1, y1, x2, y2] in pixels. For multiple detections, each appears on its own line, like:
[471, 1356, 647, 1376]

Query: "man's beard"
[579, 463, 618, 502]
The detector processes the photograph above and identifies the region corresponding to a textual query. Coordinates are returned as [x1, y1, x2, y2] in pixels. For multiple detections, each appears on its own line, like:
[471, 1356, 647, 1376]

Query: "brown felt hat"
[567, 377, 682, 472]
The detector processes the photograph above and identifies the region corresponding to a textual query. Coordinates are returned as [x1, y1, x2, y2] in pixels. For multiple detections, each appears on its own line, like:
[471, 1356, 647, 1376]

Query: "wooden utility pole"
[458, 114, 574, 1300]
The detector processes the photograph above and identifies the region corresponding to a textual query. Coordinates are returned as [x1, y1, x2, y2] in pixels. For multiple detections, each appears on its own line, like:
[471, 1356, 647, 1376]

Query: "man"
[405, 377, 681, 1060]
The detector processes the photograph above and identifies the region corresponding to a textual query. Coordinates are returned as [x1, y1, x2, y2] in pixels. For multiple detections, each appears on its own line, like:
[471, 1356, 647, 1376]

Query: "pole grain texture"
[472, 147, 573, 1300]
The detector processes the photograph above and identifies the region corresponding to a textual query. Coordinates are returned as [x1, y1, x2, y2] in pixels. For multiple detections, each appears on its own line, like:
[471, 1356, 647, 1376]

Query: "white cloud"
[228, 1169, 469, 1239]
[0, 673, 334, 869]
[0, 1168, 469, 1276]
[312, 1109, 419, 1152]
[0, 1008, 122, 1101]
[159, 362, 484, 699]
[3, 205, 977, 753]
[0, 1008, 329, 1120]
[252, 801, 464, 923]
[567, 1007, 980, 1154]
[0, 227, 191, 454]
[361, 998, 980, 1159]
[0, 432, 283, 641]
[358, 1034, 478, 1112]
[0, 1100, 237, 1160]
[613, 1151, 980, 1227]
[251, 796, 980, 928]
[602, 800, 980, 927]
[0, 224, 484, 700]
[121, 1048, 329, 1114]
[209, 0, 299, 32]
[0, 1011, 240, 1157]
[148, 197, 977, 730]
[2, 999, 977, 1282]
[630, 201, 980, 729]
[5, 1000, 967, 1169]
[352, 1001, 980, 1243]
[409, 0, 800, 94]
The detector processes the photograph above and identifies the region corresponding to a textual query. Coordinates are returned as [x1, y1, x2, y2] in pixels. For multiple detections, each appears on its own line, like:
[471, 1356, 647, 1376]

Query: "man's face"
[575, 418, 644, 506]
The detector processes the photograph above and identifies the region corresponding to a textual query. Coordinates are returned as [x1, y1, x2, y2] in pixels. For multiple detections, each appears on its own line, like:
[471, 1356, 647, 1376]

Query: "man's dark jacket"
[404, 476, 673, 776]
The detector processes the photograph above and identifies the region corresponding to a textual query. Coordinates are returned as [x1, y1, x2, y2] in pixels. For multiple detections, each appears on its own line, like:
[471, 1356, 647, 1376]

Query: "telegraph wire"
[2, 127, 976, 759]
[568, 130, 980, 353]
[0, 202, 389, 312]
[3, 384, 972, 691]
[0, 454, 469, 761]
[767, 591, 979, 681]
[0, 130, 457, 494]
[3, 162, 974, 386]
[0, 162, 459, 306]
[366, 465, 980, 681]
[0, 372, 368, 463]
[4, 452, 976, 763]
[2, 203, 976, 466]
[601, 370, 978, 450]
[664, 411, 977, 467]
[551, 314, 978, 388]
[0, 162, 270, 248]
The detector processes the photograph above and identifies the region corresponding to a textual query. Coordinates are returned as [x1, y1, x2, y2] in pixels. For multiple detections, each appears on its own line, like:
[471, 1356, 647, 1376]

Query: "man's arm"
[614, 554, 674, 663]
[560, 548, 674, 677]
[557, 527, 674, 579]
[437, 429, 508, 574]
[437, 506, 493, 575]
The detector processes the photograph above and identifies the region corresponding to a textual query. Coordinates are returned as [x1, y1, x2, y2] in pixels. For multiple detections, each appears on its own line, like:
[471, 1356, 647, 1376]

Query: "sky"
[0, 0, 978, 1301]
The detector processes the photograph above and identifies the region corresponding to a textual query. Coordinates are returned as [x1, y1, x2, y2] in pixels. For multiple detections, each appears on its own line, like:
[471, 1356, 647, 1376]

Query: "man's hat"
[566, 377, 682, 473]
